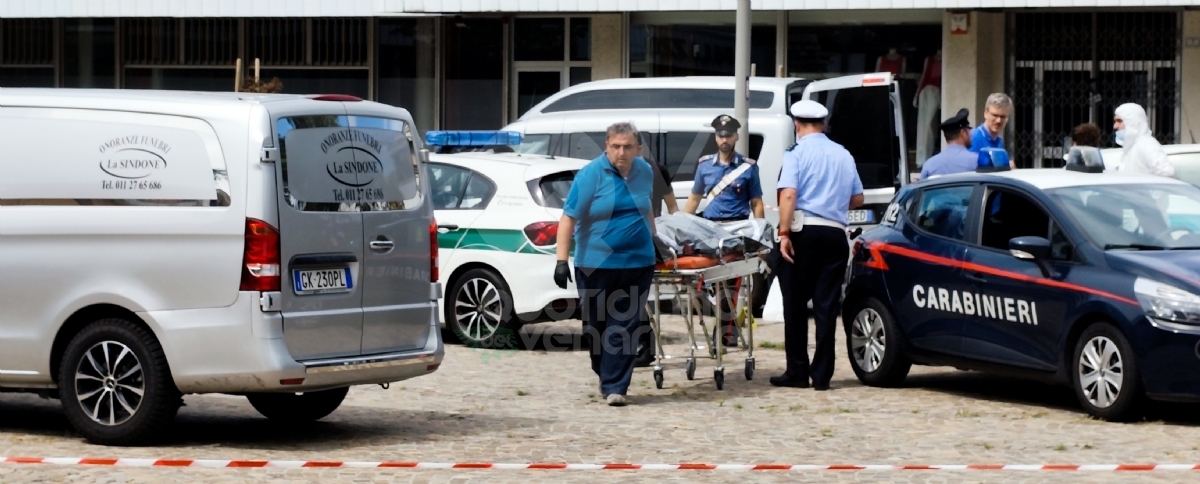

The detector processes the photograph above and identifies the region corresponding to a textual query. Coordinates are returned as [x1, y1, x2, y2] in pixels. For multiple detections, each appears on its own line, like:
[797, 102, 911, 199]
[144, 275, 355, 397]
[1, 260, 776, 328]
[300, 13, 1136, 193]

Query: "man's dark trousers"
[575, 266, 653, 396]
[782, 226, 848, 387]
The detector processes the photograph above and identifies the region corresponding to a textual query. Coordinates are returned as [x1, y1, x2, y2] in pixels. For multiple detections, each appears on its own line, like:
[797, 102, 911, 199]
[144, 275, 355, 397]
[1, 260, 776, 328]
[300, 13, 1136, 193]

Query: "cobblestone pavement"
[3, 315, 1200, 483]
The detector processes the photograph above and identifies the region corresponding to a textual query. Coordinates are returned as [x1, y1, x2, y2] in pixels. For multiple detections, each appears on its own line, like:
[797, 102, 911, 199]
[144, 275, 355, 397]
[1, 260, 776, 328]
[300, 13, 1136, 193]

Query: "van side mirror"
[1009, 236, 1051, 260]
[419, 149, 430, 164]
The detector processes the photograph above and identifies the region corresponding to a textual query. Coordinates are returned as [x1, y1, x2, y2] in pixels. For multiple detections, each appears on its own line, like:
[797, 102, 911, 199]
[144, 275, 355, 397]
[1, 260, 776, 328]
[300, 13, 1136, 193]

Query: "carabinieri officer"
[683, 114, 765, 347]
[919, 108, 977, 180]
[683, 114, 765, 222]
[770, 100, 864, 392]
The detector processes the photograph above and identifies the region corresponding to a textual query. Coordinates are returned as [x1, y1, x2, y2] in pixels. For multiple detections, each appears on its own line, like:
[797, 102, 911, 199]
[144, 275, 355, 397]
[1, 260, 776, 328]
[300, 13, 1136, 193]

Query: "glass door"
[513, 68, 566, 119]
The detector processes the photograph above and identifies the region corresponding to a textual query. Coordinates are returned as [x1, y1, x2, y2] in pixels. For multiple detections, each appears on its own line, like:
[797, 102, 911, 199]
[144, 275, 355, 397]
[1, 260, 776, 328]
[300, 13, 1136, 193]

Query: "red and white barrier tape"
[2, 458, 1200, 471]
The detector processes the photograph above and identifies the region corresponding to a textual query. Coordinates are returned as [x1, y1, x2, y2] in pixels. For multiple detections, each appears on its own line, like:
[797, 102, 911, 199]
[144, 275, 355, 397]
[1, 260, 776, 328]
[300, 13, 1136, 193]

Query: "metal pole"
[734, 0, 751, 155]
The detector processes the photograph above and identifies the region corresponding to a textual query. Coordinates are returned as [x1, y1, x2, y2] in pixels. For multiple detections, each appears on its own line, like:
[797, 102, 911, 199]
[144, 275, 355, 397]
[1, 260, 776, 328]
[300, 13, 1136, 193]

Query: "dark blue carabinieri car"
[844, 168, 1200, 421]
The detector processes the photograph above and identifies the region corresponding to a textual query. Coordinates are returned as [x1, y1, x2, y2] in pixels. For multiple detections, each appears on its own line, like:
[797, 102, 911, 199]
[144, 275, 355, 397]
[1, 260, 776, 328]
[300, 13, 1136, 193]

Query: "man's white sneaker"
[605, 394, 628, 406]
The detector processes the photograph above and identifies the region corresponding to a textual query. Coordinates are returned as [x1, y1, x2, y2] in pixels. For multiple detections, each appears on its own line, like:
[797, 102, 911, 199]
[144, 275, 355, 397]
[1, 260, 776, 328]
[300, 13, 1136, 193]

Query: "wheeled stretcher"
[648, 240, 769, 391]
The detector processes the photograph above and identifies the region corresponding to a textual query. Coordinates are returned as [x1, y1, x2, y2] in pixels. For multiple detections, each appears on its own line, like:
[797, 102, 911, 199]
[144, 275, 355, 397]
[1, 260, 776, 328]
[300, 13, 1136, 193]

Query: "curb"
[3, 458, 1200, 471]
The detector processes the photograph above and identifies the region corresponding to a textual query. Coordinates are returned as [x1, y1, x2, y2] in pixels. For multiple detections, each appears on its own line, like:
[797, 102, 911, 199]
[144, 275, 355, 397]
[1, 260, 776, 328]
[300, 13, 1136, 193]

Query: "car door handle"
[966, 272, 987, 283]
[369, 240, 395, 250]
[437, 224, 459, 231]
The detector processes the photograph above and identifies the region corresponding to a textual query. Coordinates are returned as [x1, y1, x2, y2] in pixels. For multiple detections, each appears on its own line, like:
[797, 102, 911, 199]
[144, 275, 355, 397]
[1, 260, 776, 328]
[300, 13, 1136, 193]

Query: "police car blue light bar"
[976, 147, 1012, 173]
[424, 130, 523, 147]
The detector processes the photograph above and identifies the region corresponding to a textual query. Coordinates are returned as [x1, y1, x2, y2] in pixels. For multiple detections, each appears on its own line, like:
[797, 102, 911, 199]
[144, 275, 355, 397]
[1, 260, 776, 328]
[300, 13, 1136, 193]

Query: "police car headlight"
[1134, 278, 1200, 325]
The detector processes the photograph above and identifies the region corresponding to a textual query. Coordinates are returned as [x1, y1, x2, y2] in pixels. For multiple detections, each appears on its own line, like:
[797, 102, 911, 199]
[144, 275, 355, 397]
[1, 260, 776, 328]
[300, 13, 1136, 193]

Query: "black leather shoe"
[813, 383, 830, 391]
[769, 375, 810, 388]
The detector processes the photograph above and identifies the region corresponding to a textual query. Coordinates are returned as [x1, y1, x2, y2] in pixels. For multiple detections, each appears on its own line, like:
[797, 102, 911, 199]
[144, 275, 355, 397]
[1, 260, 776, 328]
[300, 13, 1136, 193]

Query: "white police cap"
[790, 100, 828, 120]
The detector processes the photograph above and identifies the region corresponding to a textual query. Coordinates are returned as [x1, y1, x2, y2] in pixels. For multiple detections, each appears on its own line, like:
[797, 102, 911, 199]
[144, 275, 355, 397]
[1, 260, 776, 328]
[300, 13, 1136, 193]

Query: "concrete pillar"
[1182, 11, 1200, 144]
[941, 11, 1006, 145]
[591, 14, 623, 81]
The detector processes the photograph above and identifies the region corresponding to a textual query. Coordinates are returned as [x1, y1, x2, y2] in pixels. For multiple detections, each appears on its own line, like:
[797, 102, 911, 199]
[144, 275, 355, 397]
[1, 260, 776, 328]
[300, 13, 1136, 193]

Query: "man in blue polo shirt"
[970, 93, 1012, 156]
[553, 122, 656, 407]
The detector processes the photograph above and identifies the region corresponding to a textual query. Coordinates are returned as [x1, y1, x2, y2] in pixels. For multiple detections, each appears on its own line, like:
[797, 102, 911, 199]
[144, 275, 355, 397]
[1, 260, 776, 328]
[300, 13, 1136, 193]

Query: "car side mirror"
[1009, 236, 1052, 260]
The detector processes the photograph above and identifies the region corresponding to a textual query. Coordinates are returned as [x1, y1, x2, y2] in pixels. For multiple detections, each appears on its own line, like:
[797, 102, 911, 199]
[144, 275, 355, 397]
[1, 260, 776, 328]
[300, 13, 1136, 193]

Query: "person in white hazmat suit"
[1113, 103, 1175, 178]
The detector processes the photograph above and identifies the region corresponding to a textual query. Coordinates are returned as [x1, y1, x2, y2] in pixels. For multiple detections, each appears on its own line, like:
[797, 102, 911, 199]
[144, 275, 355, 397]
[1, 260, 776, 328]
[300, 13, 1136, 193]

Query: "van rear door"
[272, 106, 433, 360]
[348, 115, 432, 355]
[802, 72, 909, 226]
[273, 110, 366, 361]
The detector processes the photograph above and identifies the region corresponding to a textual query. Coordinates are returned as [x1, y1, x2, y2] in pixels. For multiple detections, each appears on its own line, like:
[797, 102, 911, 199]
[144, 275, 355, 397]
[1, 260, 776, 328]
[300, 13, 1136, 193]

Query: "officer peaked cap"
[790, 100, 828, 121]
[940, 108, 972, 134]
[710, 114, 741, 136]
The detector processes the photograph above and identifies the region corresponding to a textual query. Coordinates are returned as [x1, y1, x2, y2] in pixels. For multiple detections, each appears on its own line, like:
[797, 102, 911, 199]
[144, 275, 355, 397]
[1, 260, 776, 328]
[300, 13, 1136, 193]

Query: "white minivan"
[503, 74, 910, 227]
[0, 89, 443, 445]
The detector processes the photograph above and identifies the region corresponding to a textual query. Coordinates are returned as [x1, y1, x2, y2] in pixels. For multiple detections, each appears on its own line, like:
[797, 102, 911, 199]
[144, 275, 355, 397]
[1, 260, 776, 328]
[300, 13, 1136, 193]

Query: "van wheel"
[246, 387, 349, 422]
[445, 268, 520, 348]
[843, 297, 911, 387]
[58, 318, 180, 446]
[1072, 323, 1143, 422]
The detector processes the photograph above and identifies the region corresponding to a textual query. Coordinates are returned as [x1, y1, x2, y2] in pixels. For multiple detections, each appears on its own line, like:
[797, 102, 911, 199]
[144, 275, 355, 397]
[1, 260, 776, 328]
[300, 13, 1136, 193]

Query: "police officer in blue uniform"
[683, 115, 765, 221]
[770, 100, 864, 391]
[683, 114, 765, 347]
[919, 108, 977, 180]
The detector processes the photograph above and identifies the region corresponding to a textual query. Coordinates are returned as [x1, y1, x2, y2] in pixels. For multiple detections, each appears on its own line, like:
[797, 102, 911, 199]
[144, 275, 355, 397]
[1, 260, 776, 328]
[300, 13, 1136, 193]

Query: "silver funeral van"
[503, 74, 910, 228]
[0, 89, 442, 445]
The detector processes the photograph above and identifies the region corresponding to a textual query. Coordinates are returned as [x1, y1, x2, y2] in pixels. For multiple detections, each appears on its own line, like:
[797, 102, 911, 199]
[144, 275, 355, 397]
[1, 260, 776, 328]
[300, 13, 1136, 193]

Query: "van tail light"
[430, 219, 439, 282]
[523, 221, 558, 246]
[240, 218, 281, 292]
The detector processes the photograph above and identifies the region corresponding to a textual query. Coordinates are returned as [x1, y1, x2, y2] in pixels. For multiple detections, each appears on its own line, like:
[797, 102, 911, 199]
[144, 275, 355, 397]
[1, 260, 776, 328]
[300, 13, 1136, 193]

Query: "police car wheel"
[844, 297, 911, 387]
[445, 268, 519, 348]
[1071, 323, 1143, 422]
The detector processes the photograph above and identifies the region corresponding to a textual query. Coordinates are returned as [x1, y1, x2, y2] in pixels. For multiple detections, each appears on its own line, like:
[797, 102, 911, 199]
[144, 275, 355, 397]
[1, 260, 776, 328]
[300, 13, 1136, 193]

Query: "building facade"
[2, 1, 1198, 169]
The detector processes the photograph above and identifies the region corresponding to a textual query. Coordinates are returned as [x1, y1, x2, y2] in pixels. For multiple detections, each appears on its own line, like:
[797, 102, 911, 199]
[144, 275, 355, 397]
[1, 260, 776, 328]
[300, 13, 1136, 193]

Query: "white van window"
[0, 107, 229, 207]
[516, 134, 552, 155]
[540, 89, 774, 113]
[277, 116, 422, 212]
[567, 132, 658, 165]
[661, 132, 764, 183]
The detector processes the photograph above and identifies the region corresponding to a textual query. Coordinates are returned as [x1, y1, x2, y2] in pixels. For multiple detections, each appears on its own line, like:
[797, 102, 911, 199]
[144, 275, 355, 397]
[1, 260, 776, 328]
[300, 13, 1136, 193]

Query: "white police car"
[846, 151, 1200, 421]
[425, 131, 586, 346]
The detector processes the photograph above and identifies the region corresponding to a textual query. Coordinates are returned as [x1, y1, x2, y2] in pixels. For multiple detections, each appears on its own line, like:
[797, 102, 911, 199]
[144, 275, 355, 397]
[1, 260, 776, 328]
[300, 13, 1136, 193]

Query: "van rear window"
[277, 116, 422, 212]
[540, 89, 774, 113]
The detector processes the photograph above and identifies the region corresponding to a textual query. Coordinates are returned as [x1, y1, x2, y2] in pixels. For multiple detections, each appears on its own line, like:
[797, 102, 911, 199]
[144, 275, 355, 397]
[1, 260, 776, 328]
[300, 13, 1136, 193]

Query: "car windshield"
[1048, 183, 1200, 250]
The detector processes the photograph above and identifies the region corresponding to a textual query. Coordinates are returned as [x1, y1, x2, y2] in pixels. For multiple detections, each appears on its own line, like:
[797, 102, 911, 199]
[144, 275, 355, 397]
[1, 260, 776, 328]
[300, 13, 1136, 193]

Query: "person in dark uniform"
[919, 108, 977, 180]
[682, 115, 765, 347]
[769, 100, 864, 391]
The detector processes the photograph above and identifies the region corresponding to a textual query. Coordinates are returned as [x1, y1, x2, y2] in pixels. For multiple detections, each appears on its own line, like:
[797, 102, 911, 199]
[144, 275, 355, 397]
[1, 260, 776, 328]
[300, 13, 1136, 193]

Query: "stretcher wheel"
[685, 359, 696, 381]
[714, 369, 725, 390]
[653, 369, 664, 389]
[744, 359, 755, 380]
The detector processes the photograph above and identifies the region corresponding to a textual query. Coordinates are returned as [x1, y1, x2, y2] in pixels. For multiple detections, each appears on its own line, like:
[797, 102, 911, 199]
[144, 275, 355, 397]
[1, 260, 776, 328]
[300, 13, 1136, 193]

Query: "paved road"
[2, 315, 1200, 483]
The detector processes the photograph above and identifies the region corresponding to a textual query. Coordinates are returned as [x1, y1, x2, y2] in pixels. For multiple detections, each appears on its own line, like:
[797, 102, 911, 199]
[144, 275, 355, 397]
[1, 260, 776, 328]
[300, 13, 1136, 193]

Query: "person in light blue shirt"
[920, 108, 978, 180]
[969, 93, 1012, 155]
[553, 122, 655, 407]
[770, 100, 864, 392]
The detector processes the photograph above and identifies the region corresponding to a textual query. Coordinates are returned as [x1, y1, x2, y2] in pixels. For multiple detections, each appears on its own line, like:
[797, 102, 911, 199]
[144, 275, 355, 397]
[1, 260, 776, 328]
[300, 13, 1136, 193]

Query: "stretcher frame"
[648, 239, 769, 391]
